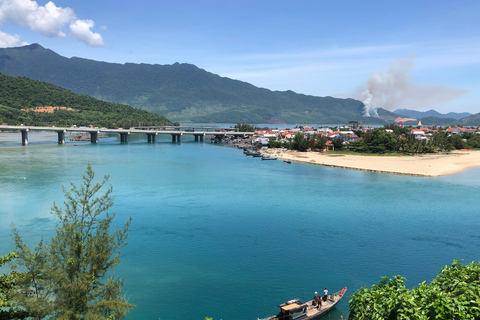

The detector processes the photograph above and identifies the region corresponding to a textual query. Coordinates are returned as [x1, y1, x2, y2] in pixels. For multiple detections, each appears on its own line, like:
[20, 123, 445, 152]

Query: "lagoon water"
[1, 132, 480, 320]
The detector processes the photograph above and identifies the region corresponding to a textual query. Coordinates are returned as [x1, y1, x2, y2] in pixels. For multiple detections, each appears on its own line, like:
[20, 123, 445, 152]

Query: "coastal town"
[246, 122, 480, 150]
[223, 122, 480, 177]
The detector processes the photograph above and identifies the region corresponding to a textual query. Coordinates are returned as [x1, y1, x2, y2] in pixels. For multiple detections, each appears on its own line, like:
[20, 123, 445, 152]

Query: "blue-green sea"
[1, 131, 480, 320]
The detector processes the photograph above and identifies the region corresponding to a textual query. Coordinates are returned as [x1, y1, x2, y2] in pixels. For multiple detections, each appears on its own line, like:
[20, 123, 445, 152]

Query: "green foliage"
[0, 253, 17, 307]
[348, 260, 480, 320]
[431, 132, 454, 152]
[383, 123, 409, 136]
[351, 127, 460, 154]
[310, 134, 327, 150]
[448, 134, 466, 149]
[234, 122, 255, 132]
[268, 136, 282, 148]
[289, 132, 310, 151]
[0, 253, 32, 319]
[332, 138, 345, 150]
[350, 128, 397, 153]
[0, 73, 173, 128]
[465, 134, 480, 149]
[10, 163, 135, 319]
[8, 234, 55, 319]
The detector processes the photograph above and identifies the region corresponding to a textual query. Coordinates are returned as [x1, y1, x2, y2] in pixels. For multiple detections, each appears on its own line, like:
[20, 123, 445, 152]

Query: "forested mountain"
[0, 73, 173, 128]
[461, 113, 480, 127]
[0, 44, 395, 124]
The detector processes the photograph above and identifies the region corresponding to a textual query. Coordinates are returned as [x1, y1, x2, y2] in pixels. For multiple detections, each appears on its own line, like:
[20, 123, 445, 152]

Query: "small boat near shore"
[258, 287, 347, 320]
[244, 149, 260, 156]
[261, 155, 277, 160]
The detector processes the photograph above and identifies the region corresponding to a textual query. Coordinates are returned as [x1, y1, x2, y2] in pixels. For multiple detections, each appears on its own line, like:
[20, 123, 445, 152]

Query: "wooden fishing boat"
[258, 287, 347, 320]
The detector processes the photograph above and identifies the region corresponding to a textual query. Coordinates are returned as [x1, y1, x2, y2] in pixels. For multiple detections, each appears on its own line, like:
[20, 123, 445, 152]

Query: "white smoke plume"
[360, 89, 378, 117]
[359, 56, 466, 117]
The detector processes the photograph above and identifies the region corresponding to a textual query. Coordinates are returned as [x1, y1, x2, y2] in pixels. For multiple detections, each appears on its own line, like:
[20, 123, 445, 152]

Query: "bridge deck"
[0, 125, 254, 145]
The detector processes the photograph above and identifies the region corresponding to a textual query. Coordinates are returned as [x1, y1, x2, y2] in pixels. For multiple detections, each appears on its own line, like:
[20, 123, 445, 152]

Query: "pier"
[0, 125, 253, 146]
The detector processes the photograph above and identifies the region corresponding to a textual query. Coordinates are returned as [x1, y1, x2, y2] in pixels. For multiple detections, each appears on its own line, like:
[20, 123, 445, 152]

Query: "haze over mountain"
[0, 44, 399, 125]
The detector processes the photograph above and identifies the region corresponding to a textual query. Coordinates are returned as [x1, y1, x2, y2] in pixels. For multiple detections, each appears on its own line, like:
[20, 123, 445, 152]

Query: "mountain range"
[0, 44, 477, 126]
[394, 109, 471, 121]
[0, 44, 396, 125]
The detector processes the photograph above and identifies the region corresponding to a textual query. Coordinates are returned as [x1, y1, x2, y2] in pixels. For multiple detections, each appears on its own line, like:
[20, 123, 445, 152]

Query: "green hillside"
[0, 44, 396, 124]
[0, 73, 173, 128]
[461, 113, 480, 127]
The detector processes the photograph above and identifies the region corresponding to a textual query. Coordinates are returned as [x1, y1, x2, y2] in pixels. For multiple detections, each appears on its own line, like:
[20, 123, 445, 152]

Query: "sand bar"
[262, 149, 480, 177]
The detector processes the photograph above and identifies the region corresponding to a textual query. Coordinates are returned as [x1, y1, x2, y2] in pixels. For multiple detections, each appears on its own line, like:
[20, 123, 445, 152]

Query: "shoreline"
[261, 149, 480, 177]
[3, 132, 480, 177]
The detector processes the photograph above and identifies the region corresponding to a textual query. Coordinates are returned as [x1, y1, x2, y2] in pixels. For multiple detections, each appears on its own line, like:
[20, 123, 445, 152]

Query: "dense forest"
[0, 73, 173, 128]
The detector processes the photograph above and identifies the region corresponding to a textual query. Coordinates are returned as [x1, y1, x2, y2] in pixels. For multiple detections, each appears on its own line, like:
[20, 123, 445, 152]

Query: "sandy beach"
[262, 149, 480, 177]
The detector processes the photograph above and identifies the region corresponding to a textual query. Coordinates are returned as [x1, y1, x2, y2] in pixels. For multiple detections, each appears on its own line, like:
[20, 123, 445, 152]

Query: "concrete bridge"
[0, 125, 254, 146]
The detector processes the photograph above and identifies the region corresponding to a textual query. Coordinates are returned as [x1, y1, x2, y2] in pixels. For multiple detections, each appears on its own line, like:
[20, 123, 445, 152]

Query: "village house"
[410, 128, 428, 140]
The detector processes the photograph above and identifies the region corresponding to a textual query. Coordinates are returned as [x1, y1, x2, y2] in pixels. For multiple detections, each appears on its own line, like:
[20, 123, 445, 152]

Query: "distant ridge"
[0, 43, 396, 124]
[394, 108, 471, 120]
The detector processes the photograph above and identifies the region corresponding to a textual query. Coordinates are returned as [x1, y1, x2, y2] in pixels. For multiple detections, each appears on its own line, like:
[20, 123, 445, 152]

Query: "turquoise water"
[1, 133, 480, 320]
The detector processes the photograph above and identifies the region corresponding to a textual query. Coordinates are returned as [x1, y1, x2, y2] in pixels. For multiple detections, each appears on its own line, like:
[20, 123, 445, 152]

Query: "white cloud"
[69, 19, 104, 47]
[0, 29, 20, 46]
[0, 0, 103, 47]
[0, 0, 74, 36]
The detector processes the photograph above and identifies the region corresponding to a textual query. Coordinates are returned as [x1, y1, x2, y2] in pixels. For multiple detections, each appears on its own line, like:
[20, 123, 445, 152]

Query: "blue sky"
[0, 0, 479, 114]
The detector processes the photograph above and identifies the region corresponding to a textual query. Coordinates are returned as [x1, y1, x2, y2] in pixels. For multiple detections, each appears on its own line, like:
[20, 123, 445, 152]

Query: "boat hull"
[259, 287, 347, 320]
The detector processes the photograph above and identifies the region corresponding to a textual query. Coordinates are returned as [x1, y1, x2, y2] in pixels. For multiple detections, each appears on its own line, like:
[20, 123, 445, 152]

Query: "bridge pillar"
[21, 129, 29, 146]
[120, 132, 130, 143]
[171, 134, 181, 142]
[147, 133, 157, 143]
[194, 134, 205, 142]
[57, 130, 66, 144]
[90, 131, 99, 143]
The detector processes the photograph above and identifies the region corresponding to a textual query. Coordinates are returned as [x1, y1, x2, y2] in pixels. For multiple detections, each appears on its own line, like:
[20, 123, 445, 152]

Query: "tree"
[466, 134, 480, 149]
[11, 163, 135, 320]
[449, 134, 466, 150]
[0, 253, 31, 320]
[268, 136, 281, 148]
[348, 260, 480, 320]
[332, 138, 344, 151]
[0, 253, 17, 308]
[7, 234, 54, 320]
[234, 122, 255, 132]
[290, 132, 309, 151]
[310, 134, 327, 151]
[370, 129, 397, 153]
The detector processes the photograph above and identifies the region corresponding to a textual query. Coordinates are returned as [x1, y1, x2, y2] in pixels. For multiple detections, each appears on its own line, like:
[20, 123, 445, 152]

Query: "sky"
[0, 0, 479, 115]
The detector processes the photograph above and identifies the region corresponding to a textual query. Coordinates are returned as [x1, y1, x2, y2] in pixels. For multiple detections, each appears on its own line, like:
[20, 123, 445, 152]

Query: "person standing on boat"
[313, 291, 320, 307]
[314, 291, 322, 309]
[323, 288, 328, 302]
